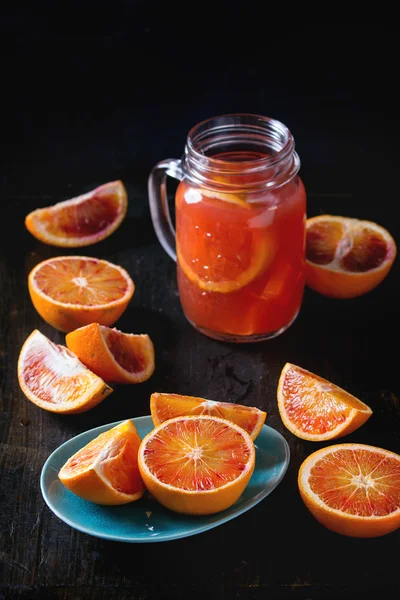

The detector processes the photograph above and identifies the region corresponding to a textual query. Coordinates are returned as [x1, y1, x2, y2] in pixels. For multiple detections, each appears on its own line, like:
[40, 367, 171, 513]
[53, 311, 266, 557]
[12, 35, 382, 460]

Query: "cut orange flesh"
[305, 215, 396, 298]
[150, 393, 266, 440]
[176, 185, 275, 294]
[59, 420, 145, 505]
[277, 363, 372, 441]
[25, 180, 128, 247]
[28, 256, 134, 332]
[298, 443, 400, 537]
[66, 323, 155, 384]
[177, 232, 272, 294]
[17, 329, 112, 413]
[138, 415, 255, 515]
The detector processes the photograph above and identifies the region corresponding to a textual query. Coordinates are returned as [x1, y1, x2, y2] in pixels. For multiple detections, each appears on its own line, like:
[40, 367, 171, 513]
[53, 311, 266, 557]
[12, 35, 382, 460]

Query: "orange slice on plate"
[59, 420, 145, 505]
[277, 363, 372, 441]
[298, 443, 400, 537]
[305, 215, 396, 298]
[28, 256, 134, 332]
[25, 180, 128, 247]
[138, 415, 255, 515]
[150, 392, 266, 440]
[66, 323, 155, 384]
[18, 329, 112, 414]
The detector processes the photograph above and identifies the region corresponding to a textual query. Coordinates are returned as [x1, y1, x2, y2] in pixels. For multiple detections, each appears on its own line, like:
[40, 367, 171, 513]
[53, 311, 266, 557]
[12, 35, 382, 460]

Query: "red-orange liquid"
[176, 152, 306, 339]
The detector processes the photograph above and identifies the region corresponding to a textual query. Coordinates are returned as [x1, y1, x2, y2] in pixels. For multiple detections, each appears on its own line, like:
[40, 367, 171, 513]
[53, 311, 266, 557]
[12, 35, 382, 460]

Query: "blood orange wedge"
[66, 323, 155, 384]
[28, 256, 134, 332]
[277, 363, 372, 441]
[17, 329, 112, 414]
[138, 415, 255, 515]
[150, 393, 266, 440]
[298, 443, 400, 537]
[305, 215, 397, 298]
[25, 180, 128, 247]
[59, 420, 145, 505]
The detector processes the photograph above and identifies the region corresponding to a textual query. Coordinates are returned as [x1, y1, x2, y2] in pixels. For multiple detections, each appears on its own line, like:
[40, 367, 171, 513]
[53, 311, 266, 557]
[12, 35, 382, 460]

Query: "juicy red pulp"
[49, 194, 122, 236]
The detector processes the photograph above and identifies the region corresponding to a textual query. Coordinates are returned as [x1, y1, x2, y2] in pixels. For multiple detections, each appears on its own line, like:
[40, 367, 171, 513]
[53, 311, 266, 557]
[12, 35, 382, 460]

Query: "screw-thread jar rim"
[184, 113, 301, 192]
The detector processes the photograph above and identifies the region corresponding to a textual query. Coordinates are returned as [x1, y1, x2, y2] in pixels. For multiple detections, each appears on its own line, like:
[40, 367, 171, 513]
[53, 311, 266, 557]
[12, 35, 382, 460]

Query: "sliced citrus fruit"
[17, 329, 113, 414]
[28, 255, 134, 332]
[25, 180, 128, 247]
[199, 188, 250, 209]
[138, 415, 255, 515]
[305, 215, 397, 298]
[298, 443, 400, 537]
[177, 236, 271, 294]
[277, 363, 372, 441]
[180, 178, 251, 209]
[150, 393, 266, 440]
[176, 181, 275, 294]
[65, 323, 155, 384]
[59, 420, 145, 505]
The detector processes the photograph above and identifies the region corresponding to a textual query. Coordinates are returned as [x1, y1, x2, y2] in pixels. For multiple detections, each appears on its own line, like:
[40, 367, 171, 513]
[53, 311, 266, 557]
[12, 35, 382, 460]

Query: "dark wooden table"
[1, 20, 400, 600]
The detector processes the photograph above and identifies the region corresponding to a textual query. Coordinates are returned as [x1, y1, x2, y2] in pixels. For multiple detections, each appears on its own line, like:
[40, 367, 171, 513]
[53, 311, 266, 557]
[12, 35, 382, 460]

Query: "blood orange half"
[305, 215, 396, 298]
[138, 415, 255, 515]
[28, 256, 134, 332]
[298, 443, 400, 537]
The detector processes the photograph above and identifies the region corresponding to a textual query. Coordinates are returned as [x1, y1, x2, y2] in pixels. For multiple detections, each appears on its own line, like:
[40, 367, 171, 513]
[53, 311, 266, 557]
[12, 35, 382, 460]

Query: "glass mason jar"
[148, 114, 306, 342]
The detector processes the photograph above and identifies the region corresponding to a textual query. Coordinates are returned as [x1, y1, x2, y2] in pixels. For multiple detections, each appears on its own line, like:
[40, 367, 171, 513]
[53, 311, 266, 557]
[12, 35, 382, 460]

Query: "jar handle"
[148, 158, 183, 262]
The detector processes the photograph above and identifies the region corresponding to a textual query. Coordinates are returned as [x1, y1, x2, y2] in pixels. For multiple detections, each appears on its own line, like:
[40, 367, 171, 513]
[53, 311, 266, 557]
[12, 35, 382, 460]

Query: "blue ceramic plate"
[41, 415, 290, 543]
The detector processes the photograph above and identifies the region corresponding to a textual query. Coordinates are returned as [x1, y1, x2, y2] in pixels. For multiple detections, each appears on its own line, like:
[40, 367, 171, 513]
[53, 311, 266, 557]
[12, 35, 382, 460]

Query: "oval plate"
[41, 415, 290, 543]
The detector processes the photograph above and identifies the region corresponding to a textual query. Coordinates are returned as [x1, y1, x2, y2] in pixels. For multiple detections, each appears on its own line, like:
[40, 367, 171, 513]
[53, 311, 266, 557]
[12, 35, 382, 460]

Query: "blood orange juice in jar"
[148, 114, 306, 342]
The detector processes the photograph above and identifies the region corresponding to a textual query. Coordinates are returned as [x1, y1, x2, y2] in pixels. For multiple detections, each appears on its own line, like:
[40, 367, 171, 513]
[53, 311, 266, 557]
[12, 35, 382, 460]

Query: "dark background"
[1, 10, 400, 600]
